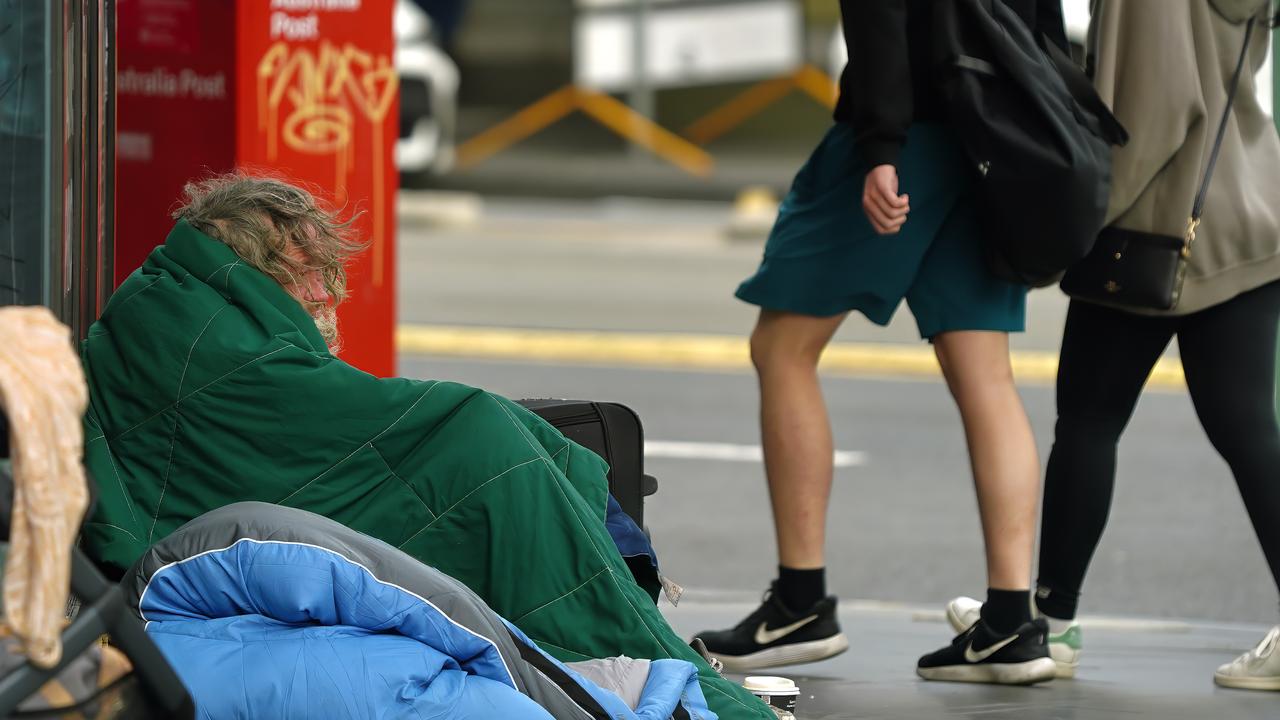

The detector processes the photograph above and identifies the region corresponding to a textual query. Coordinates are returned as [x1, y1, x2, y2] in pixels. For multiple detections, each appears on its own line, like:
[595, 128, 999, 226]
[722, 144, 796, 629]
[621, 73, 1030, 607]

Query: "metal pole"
[99, 0, 116, 319]
[629, 0, 655, 158]
[1268, 14, 1280, 415]
[45, 0, 61, 313]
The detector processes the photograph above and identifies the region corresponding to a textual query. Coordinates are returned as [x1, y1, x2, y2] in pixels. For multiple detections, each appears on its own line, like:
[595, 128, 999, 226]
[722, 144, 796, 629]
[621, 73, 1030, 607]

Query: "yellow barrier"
[455, 85, 714, 177]
[455, 66, 841, 175]
[684, 64, 838, 145]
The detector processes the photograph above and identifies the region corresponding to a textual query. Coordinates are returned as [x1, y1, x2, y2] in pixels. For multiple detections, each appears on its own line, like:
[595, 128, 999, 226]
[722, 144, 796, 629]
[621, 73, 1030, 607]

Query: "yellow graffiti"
[257, 41, 398, 286]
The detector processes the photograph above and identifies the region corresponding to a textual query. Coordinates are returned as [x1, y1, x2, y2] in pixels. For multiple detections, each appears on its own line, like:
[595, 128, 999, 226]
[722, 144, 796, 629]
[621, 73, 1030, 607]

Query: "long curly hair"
[171, 171, 366, 307]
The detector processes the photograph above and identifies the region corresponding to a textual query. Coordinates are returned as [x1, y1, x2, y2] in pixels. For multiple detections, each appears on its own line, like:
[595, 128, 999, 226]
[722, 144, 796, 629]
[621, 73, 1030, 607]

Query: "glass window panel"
[0, 0, 50, 307]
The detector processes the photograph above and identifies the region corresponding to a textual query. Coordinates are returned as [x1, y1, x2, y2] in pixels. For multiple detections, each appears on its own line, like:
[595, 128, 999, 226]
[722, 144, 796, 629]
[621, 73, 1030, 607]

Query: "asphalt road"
[395, 196, 1275, 625]
[397, 195, 1072, 351]
[401, 355, 1275, 625]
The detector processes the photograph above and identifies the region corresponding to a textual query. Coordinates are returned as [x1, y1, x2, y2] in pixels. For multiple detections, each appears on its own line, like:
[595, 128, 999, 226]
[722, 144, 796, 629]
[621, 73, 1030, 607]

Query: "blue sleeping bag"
[124, 502, 715, 720]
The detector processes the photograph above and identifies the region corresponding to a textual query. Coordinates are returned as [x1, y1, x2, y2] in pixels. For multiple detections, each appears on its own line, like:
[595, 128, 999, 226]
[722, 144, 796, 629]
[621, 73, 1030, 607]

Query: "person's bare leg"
[915, 330, 1057, 684]
[749, 309, 847, 571]
[932, 331, 1039, 591]
[694, 304, 852, 670]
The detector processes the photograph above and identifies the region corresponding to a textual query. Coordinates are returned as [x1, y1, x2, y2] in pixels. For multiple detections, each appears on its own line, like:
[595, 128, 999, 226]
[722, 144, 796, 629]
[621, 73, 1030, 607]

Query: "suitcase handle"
[641, 474, 658, 497]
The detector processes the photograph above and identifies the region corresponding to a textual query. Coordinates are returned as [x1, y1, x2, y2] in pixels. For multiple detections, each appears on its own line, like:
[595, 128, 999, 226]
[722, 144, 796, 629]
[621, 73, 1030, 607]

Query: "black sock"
[776, 566, 825, 613]
[980, 588, 1032, 635]
[1033, 584, 1079, 621]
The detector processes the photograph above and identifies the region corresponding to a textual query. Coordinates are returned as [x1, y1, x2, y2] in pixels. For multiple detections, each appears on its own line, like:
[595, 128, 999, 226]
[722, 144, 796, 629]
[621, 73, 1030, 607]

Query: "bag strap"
[1188, 15, 1258, 244]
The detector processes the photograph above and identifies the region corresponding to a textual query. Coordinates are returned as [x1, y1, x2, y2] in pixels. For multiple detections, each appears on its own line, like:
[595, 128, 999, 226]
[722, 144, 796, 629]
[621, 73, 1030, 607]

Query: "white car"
[395, 0, 460, 178]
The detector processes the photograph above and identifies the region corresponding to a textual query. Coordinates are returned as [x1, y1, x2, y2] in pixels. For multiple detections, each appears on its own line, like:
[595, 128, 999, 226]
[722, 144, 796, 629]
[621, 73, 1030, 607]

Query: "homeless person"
[81, 173, 770, 720]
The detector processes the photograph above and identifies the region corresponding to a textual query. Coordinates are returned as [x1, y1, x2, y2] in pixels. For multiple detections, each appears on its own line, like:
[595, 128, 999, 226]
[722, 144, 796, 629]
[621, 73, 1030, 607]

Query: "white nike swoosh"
[754, 615, 819, 645]
[964, 633, 1020, 663]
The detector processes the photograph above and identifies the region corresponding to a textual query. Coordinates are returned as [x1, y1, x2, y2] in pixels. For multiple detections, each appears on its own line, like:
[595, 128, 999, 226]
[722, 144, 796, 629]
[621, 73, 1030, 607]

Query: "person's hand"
[862, 164, 910, 235]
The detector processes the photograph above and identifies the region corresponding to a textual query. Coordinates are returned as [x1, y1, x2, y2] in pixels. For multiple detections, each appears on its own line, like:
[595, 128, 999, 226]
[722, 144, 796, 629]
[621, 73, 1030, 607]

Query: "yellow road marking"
[396, 324, 1186, 389]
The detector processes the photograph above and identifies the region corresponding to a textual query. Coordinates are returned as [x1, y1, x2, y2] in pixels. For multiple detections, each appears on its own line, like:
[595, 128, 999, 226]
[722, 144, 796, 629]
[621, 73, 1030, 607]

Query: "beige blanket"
[0, 307, 89, 668]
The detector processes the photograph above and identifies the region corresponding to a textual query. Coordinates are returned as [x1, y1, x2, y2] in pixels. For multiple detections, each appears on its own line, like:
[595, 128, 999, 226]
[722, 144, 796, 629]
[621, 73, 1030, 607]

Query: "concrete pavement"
[664, 595, 1279, 719]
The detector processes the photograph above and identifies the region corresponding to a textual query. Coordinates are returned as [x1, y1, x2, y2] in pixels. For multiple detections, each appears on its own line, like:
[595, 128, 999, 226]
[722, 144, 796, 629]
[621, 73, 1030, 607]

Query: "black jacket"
[834, 0, 1066, 169]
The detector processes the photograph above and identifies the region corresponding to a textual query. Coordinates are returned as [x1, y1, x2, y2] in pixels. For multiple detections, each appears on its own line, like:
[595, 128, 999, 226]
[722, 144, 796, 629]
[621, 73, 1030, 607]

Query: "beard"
[309, 304, 341, 353]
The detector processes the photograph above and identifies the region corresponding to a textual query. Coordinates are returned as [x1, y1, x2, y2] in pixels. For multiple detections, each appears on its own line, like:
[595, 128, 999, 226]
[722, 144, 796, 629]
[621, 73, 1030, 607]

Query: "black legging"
[1036, 280, 1280, 619]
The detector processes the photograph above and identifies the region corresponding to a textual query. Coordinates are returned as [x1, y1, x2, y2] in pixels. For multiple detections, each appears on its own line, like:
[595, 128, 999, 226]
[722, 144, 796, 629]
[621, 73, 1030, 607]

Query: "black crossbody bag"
[1061, 16, 1258, 310]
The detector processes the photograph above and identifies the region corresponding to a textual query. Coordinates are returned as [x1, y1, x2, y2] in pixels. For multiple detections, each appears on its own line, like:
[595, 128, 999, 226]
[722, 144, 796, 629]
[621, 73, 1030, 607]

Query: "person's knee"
[953, 358, 1016, 391]
[1052, 410, 1125, 452]
[932, 334, 1015, 396]
[749, 318, 828, 373]
[1201, 406, 1280, 468]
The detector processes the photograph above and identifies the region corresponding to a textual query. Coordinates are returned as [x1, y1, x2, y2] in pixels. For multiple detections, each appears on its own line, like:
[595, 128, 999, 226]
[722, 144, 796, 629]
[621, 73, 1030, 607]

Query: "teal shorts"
[736, 123, 1027, 339]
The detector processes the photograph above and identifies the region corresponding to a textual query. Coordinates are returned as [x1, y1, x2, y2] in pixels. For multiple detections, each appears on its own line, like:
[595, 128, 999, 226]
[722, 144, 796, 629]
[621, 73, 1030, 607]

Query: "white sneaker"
[944, 596, 983, 633]
[1214, 625, 1280, 691]
[945, 596, 1081, 679]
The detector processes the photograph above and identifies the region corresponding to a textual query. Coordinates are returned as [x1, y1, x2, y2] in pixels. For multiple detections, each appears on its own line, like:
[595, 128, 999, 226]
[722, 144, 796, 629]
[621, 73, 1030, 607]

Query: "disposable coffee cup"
[742, 676, 799, 714]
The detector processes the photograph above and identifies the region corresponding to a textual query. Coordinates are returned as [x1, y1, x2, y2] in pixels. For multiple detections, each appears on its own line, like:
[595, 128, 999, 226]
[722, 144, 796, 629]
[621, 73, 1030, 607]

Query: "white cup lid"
[742, 676, 799, 694]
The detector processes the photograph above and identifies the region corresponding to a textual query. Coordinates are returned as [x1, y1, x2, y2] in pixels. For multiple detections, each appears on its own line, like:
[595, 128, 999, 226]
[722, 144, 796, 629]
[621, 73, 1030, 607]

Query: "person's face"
[284, 244, 331, 306]
[283, 242, 340, 350]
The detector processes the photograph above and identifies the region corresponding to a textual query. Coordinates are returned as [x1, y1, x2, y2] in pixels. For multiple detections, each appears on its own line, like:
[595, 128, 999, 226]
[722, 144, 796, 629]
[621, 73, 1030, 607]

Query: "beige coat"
[1087, 0, 1280, 315]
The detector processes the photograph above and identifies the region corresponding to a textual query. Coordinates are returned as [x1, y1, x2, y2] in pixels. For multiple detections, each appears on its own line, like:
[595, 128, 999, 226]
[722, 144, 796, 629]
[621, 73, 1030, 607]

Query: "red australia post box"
[116, 0, 398, 376]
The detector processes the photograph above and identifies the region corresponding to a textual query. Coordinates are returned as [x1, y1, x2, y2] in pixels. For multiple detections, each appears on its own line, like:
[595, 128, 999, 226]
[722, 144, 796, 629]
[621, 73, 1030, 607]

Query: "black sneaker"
[692, 583, 849, 671]
[916, 617, 1057, 685]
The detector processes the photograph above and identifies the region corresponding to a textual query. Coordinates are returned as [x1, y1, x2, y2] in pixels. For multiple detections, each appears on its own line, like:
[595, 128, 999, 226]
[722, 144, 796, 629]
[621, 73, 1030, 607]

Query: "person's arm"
[1090, 0, 1202, 224]
[839, 0, 912, 234]
[839, 0, 911, 169]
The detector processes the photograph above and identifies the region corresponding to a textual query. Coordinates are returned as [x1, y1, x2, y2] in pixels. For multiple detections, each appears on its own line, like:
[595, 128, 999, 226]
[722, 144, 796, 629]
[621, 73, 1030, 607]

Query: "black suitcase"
[517, 399, 658, 528]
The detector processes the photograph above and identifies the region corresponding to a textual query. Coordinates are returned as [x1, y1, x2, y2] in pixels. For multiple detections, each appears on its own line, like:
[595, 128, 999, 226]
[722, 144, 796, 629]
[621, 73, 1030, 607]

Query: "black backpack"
[935, 0, 1129, 287]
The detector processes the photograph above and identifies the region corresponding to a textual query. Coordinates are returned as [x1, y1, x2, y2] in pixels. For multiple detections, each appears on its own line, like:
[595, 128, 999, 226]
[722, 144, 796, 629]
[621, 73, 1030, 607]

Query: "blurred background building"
[400, 0, 1273, 200]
